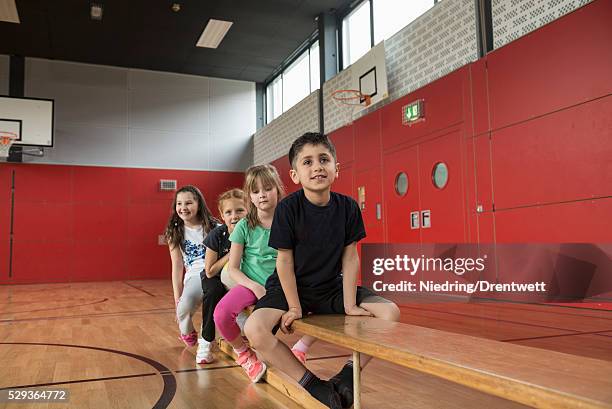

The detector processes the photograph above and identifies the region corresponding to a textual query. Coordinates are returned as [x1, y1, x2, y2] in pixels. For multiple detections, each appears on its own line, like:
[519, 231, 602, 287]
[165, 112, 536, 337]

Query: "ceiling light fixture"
[0, 0, 20, 23]
[196, 19, 233, 49]
[90, 3, 103, 21]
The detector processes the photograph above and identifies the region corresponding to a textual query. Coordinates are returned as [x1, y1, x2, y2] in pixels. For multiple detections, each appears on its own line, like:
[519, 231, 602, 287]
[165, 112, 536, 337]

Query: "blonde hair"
[217, 188, 245, 217]
[244, 164, 285, 229]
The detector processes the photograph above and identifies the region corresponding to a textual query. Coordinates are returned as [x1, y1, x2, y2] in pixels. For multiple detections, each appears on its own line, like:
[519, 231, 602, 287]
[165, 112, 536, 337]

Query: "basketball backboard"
[0, 96, 54, 147]
[350, 41, 389, 111]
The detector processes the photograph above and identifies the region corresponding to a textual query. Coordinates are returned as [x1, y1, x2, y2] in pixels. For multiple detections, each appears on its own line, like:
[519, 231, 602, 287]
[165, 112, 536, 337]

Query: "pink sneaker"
[236, 349, 267, 383]
[179, 330, 197, 347]
[291, 348, 307, 364]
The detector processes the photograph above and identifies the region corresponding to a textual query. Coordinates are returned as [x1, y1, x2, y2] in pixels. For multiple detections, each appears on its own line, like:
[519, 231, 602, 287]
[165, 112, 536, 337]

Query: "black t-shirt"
[203, 224, 231, 257]
[267, 189, 366, 290]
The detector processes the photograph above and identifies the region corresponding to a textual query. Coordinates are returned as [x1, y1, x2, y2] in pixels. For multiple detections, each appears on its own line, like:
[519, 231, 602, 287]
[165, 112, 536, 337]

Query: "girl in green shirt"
[213, 164, 284, 383]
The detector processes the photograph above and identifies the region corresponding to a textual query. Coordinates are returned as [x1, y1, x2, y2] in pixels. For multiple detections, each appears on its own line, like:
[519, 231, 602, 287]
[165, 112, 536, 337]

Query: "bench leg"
[353, 350, 361, 409]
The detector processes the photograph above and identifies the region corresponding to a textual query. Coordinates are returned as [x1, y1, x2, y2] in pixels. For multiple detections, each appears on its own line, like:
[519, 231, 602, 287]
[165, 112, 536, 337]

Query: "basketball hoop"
[331, 89, 372, 125]
[0, 132, 18, 158]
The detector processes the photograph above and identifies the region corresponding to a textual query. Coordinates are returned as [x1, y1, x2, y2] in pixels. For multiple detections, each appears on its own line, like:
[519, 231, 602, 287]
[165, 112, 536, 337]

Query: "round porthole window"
[395, 172, 408, 196]
[432, 162, 449, 189]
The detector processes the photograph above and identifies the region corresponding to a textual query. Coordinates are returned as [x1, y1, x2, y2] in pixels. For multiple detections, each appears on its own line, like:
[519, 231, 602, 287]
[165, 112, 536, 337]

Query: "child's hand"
[174, 298, 180, 323]
[345, 305, 373, 316]
[280, 308, 302, 334]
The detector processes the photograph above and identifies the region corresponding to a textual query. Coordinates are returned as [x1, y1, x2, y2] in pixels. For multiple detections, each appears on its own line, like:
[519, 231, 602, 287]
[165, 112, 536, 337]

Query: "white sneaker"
[196, 338, 214, 364]
[236, 311, 248, 333]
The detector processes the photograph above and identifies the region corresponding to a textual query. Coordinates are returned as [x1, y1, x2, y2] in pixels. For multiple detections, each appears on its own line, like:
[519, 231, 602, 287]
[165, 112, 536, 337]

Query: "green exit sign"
[402, 99, 424, 125]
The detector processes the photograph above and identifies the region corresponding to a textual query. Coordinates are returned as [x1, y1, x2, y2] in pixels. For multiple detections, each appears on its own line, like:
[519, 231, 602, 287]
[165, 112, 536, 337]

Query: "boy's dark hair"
[288, 132, 337, 168]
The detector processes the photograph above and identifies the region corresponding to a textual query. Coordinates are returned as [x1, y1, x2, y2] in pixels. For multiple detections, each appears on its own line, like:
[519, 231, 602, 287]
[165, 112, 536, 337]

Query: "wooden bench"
[219, 315, 612, 409]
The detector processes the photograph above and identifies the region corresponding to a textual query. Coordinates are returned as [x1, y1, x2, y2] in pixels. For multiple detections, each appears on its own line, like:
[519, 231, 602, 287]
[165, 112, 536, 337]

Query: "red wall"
[3, 1, 609, 287]
[0, 164, 243, 284]
[325, 0, 611, 246]
[270, 1, 612, 299]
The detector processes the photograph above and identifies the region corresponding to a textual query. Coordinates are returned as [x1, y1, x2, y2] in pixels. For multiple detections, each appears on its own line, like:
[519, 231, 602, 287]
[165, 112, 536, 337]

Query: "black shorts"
[254, 284, 385, 315]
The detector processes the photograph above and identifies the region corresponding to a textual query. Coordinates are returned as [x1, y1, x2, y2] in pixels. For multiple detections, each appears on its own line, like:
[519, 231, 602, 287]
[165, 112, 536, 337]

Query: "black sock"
[330, 362, 354, 409]
[337, 361, 353, 385]
[300, 370, 342, 409]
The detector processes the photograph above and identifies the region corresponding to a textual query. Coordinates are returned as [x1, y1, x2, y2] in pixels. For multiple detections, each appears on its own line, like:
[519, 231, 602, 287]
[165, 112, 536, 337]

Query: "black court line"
[501, 329, 612, 343]
[400, 305, 596, 334]
[0, 297, 104, 305]
[307, 354, 352, 362]
[123, 281, 156, 297]
[2, 298, 108, 314]
[0, 372, 158, 390]
[399, 307, 575, 339]
[506, 303, 612, 320]
[174, 364, 239, 373]
[0, 284, 72, 292]
[0, 307, 174, 324]
[0, 342, 176, 409]
[470, 298, 612, 320]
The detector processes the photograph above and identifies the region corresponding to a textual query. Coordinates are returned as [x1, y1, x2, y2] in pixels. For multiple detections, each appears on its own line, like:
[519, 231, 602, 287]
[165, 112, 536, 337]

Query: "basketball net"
[0, 132, 18, 158]
[331, 89, 371, 125]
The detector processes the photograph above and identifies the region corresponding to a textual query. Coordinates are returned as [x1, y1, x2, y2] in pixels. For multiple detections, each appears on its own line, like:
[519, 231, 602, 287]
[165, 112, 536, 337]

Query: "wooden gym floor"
[0, 280, 610, 409]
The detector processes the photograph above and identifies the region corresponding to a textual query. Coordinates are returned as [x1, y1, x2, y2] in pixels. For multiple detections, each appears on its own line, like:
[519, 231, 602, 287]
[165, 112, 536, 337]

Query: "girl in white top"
[165, 185, 219, 346]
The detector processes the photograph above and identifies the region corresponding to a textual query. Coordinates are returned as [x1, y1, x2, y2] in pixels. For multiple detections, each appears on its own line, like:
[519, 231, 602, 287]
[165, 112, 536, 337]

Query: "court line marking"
[1, 298, 108, 314]
[400, 304, 606, 333]
[123, 281, 156, 297]
[0, 342, 176, 409]
[502, 329, 612, 342]
[0, 308, 174, 324]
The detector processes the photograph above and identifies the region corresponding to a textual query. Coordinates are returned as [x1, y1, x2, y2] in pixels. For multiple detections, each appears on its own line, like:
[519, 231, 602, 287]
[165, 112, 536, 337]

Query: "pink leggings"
[213, 285, 257, 342]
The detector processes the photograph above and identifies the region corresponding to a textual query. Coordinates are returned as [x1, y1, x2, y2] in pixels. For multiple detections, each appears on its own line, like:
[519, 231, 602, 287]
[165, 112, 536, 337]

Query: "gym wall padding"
[0, 164, 244, 284]
[270, 0, 611, 281]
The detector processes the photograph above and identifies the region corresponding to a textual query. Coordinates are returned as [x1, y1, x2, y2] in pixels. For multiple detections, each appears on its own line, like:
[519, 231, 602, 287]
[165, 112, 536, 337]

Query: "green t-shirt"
[229, 218, 277, 286]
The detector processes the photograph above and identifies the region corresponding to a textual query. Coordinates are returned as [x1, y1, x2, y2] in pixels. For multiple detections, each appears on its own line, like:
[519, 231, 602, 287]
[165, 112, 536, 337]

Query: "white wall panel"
[26, 59, 127, 89]
[129, 128, 210, 170]
[210, 78, 256, 136]
[18, 58, 254, 170]
[209, 131, 253, 171]
[27, 81, 128, 127]
[128, 69, 210, 93]
[128, 90, 210, 133]
[38, 124, 129, 167]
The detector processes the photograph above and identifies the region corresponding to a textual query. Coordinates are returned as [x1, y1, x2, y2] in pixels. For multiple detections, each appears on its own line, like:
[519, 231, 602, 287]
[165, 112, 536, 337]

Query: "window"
[432, 162, 449, 189]
[373, 0, 435, 43]
[340, 0, 437, 70]
[309, 41, 320, 93]
[265, 38, 320, 124]
[395, 172, 409, 196]
[266, 76, 282, 122]
[283, 52, 310, 111]
[342, 1, 372, 67]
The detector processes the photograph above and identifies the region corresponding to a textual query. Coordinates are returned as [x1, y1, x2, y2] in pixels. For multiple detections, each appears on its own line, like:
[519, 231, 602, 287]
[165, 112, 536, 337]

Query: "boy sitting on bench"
[245, 132, 400, 408]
